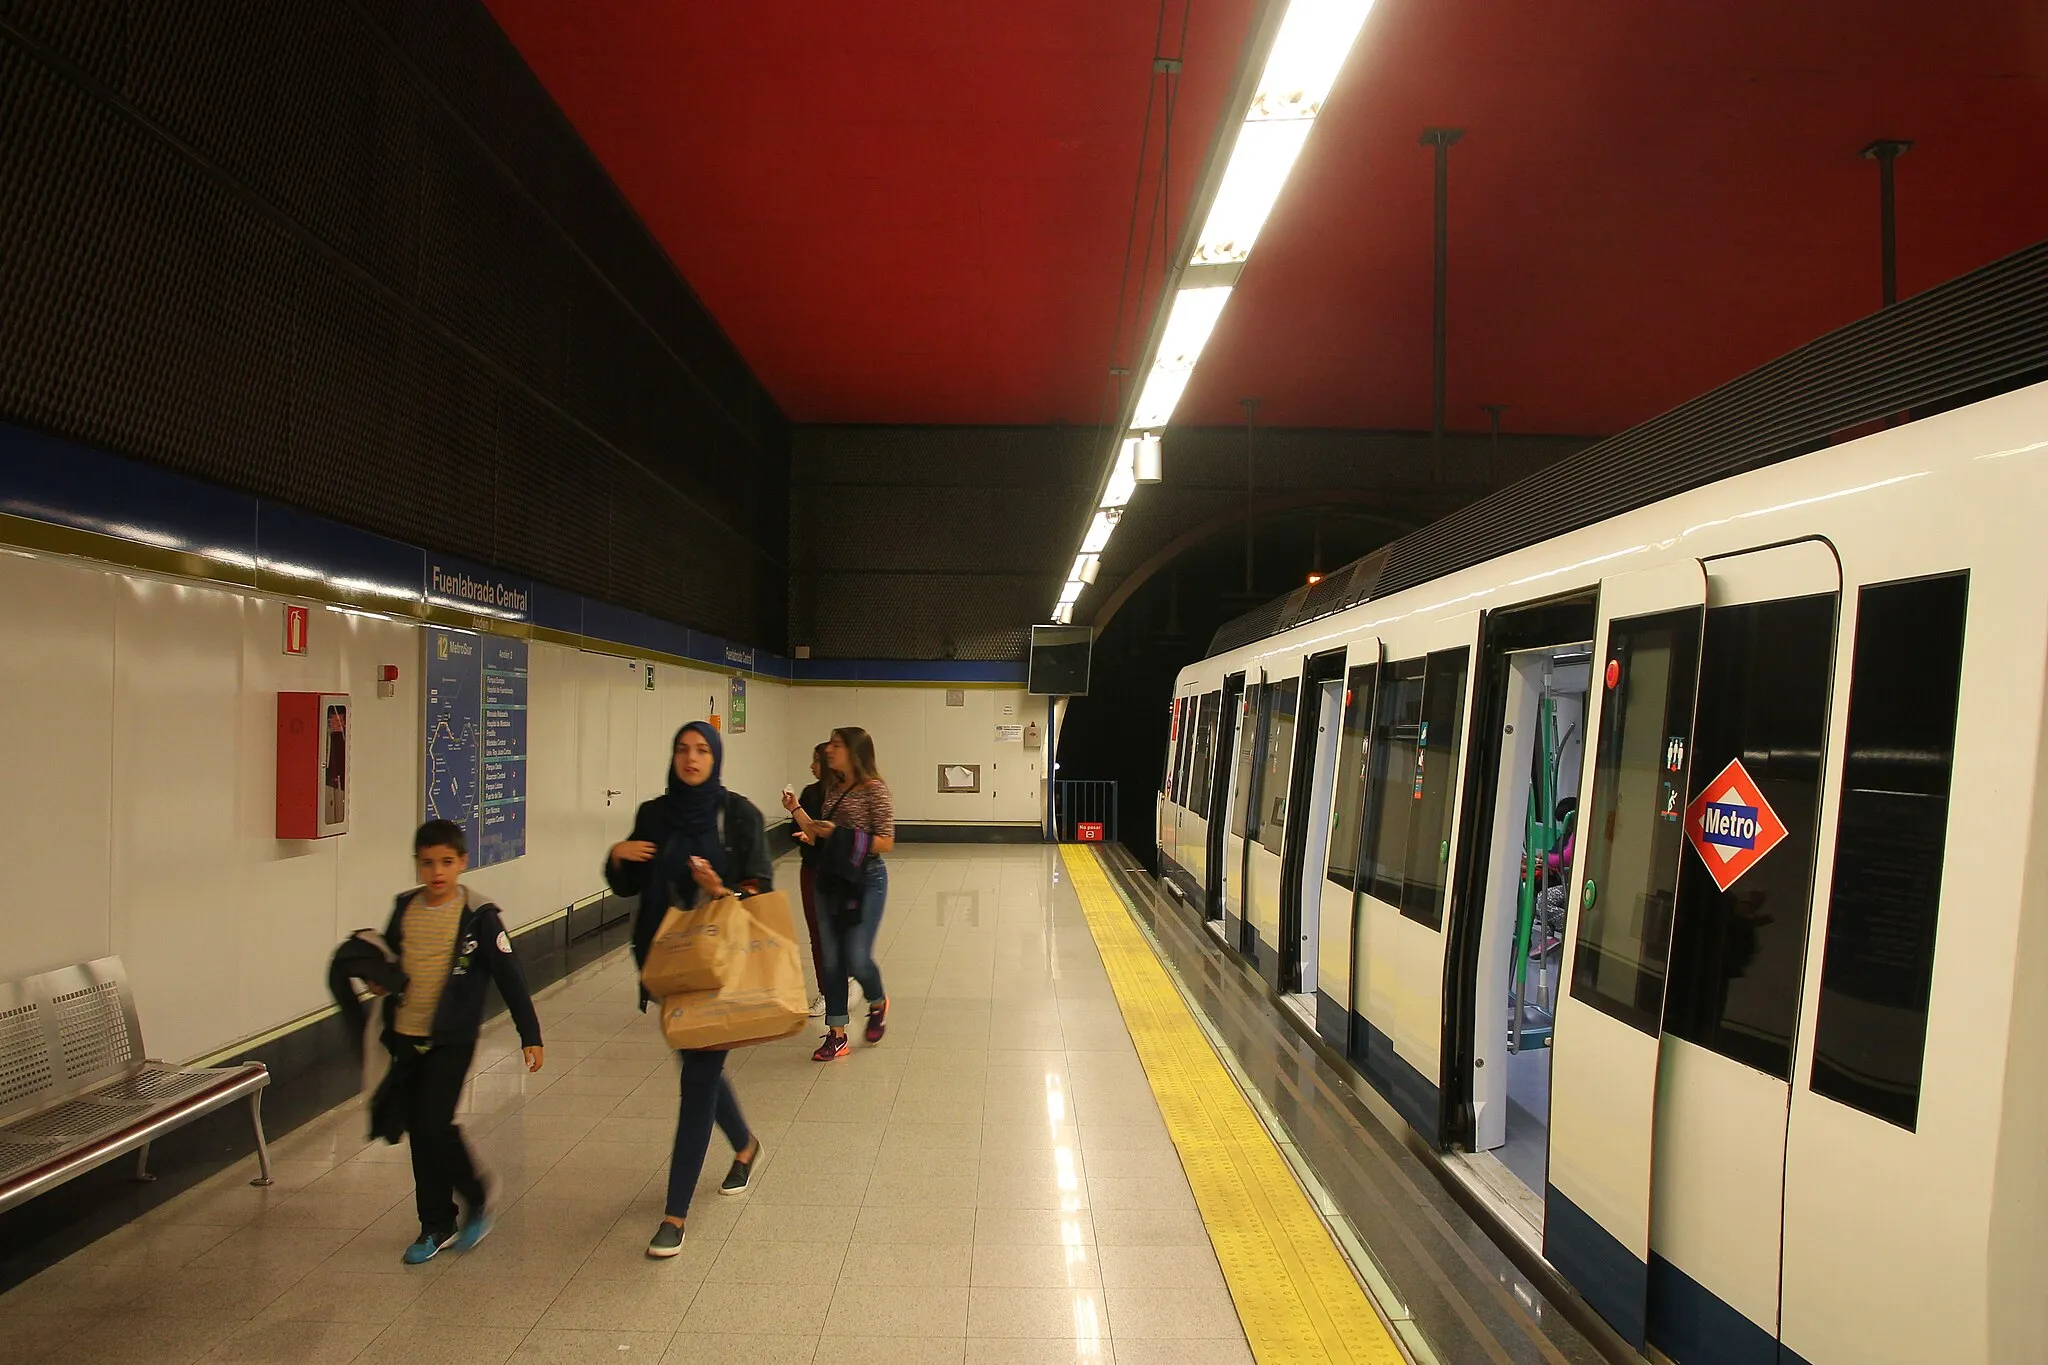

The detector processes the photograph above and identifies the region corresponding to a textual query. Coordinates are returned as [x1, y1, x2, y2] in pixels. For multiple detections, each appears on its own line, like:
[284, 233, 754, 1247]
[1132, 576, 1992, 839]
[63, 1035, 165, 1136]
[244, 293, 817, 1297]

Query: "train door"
[1157, 697, 1182, 866]
[1545, 544, 1842, 1359]
[1279, 650, 1349, 999]
[1183, 690, 1221, 901]
[1347, 614, 1479, 1138]
[1545, 560, 1708, 1350]
[1222, 678, 1262, 946]
[1644, 541, 1839, 1365]
[1244, 671, 1299, 974]
[1205, 673, 1245, 920]
[1439, 594, 1597, 1229]
[1319, 644, 1380, 1049]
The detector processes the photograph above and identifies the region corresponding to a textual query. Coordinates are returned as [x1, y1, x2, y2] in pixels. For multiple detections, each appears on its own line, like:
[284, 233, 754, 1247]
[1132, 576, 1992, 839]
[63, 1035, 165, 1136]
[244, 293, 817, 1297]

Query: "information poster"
[479, 638, 529, 867]
[729, 675, 747, 734]
[422, 628, 482, 844]
[422, 628, 528, 867]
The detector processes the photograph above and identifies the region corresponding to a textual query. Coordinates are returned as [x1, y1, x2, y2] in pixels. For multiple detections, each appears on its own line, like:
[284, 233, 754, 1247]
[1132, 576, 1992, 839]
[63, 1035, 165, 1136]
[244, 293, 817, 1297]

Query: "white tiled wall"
[0, 550, 1037, 1064]
[783, 682, 1047, 826]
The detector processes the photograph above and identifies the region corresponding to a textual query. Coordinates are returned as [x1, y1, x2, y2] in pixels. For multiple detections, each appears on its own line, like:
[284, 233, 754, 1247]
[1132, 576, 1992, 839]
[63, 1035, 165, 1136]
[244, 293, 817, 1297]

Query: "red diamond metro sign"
[1683, 758, 1787, 892]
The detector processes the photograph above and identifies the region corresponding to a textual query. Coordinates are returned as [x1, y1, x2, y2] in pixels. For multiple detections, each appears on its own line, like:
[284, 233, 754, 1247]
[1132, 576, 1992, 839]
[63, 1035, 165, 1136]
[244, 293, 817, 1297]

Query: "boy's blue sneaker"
[451, 1207, 494, 1252]
[403, 1228, 457, 1264]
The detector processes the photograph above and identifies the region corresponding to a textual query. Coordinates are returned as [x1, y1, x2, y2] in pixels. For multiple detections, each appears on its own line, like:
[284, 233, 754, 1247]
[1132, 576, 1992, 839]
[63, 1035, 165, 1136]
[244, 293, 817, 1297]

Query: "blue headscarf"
[661, 721, 729, 887]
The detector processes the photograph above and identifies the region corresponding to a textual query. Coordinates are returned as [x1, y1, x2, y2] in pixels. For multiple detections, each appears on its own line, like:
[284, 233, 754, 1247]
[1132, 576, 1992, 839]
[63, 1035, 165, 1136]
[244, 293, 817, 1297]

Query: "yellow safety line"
[1060, 846, 1405, 1365]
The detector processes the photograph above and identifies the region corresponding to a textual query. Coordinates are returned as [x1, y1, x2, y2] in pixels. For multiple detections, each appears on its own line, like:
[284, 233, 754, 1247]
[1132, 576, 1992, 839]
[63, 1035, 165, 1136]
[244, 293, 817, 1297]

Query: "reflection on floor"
[0, 848, 1253, 1365]
[1498, 1046, 1553, 1195]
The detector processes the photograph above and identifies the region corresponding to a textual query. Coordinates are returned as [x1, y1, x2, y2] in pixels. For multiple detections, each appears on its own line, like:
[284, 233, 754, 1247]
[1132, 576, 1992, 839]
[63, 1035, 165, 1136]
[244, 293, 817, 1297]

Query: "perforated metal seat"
[0, 957, 271, 1214]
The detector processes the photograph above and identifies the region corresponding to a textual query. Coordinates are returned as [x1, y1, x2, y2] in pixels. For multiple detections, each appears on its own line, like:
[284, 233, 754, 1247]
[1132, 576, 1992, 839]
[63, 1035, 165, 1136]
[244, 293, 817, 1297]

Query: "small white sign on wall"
[995, 723, 1024, 743]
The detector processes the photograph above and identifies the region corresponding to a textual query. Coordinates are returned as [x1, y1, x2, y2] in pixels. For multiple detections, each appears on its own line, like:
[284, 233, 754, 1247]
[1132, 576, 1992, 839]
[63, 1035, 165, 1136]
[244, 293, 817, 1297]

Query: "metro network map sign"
[1683, 758, 1787, 892]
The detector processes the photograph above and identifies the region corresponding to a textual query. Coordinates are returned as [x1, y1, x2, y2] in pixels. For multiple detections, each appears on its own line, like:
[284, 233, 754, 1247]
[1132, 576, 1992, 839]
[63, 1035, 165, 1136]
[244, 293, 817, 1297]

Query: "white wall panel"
[0, 553, 116, 979]
[110, 577, 253, 1063]
[0, 548, 1017, 1066]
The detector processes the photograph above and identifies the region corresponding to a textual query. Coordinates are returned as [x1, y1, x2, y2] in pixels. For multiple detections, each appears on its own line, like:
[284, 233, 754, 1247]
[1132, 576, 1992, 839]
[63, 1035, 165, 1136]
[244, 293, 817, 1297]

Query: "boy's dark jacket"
[377, 887, 543, 1049]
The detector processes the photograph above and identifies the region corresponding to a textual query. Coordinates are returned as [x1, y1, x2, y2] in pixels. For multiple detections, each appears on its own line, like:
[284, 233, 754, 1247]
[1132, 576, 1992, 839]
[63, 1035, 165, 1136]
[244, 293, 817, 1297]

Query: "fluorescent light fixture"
[1052, 602, 1075, 625]
[1058, 580, 1084, 607]
[1130, 286, 1232, 429]
[1134, 432, 1163, 484]
[1080, 508, 1120, 554]
[1101, 439, 1138, 509]
[1191, 118, 1313, 265]
[1251, 0, 1374, 121]
[1058, 0, 1376, 614]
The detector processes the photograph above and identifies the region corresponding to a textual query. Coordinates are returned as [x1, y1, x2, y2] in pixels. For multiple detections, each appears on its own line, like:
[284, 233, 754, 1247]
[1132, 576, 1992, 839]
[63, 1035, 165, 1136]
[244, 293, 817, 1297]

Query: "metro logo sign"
[1683, 758, 1787, 892]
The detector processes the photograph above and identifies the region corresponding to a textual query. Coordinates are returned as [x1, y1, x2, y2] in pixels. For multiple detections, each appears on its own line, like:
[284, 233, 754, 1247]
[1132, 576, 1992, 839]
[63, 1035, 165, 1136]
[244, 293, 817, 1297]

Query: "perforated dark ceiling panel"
[0, 0, 788, 647]
[791, 425, 1099, 659]
[1208, 239, 2048, 656]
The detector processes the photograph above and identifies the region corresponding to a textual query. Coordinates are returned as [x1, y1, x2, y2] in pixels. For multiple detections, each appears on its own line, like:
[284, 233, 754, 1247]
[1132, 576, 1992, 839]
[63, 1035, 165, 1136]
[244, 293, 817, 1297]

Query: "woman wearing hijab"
[605, 721, 772, 1258]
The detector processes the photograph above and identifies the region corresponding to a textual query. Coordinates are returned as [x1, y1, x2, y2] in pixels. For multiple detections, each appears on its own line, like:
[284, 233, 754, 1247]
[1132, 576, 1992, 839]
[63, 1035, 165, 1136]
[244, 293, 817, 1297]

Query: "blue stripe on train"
[1544, 1184, 1647, 1350]
[1346, 1011, 1441, 1141]
[1648, 1252, 1778, 1365]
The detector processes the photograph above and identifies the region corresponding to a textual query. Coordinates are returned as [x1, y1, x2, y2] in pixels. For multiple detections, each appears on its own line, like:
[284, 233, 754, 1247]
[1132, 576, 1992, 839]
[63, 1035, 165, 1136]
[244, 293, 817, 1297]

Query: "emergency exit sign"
[283, 605, 309, 656]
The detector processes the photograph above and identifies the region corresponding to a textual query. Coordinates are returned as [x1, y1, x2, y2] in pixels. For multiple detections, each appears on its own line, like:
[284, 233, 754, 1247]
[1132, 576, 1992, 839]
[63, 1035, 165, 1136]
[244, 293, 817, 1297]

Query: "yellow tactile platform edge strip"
[1060, 846, 1406, 1365]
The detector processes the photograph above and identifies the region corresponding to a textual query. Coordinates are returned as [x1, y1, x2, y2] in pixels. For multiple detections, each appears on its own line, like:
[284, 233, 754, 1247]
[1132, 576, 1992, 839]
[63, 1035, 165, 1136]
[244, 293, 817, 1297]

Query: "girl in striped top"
[790, 726, 896, 1060]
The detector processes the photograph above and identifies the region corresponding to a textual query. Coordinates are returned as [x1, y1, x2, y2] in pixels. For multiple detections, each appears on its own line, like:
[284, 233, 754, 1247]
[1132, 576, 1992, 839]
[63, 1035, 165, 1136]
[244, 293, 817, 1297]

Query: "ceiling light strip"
[1056, 0, 1376, 614]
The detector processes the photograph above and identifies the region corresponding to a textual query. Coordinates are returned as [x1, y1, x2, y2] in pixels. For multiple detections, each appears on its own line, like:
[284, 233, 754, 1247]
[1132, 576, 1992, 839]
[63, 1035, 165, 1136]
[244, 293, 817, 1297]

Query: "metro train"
[1152, 377, 2048, 1365]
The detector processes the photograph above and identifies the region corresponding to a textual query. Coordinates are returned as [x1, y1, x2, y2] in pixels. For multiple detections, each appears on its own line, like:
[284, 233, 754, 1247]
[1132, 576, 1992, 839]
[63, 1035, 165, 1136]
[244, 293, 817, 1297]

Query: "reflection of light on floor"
[1054, 1143, 1078, 1192]
[1073, 1294, 1104, 1353]
[1045, 1074, 1067, 1125]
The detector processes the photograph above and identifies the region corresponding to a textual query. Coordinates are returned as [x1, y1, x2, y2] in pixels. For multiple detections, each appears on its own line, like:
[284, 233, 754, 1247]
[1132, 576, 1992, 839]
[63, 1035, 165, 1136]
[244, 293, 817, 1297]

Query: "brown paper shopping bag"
[639, 894, 742, 997]
[657, 890, 807, 1051]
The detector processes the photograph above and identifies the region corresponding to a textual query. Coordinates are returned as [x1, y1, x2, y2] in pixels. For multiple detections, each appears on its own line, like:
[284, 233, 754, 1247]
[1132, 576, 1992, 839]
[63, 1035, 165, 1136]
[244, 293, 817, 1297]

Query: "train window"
[1160, 700, 1179, 797]
[1663, 594, 1837, 1079]
[1810, 573, 1968, 1131]
[1190, 692, 1222, 819]
[1570, 609, 1703, 1034]
[1258, 679, 1301, 855]
[1231, 685, 1261, 839]
[1325, 663, 1379, 892]
[1363, 659, 1426, 909]
[1402, 648, 1470, 928]
[1172, 699, 1197, 805]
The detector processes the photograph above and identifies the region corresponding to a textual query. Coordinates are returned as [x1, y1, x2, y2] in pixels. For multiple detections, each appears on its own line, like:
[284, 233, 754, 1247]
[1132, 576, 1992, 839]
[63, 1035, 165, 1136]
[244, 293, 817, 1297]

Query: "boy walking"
[378, 819, 544, 1263]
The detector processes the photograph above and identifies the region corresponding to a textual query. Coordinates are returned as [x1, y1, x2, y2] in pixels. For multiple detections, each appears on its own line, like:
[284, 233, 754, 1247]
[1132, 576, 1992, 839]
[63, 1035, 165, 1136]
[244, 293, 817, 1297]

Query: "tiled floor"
[0, 849, 1253, 1365]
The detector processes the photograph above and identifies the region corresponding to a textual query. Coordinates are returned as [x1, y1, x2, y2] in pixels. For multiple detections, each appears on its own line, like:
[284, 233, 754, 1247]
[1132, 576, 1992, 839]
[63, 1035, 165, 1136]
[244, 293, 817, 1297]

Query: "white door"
[1546, 560, 1707, 1351]
[577, 650, 616, 849]
[1321, 641, 1380, 1041]
[1645, 540, 1841, 1364]
[1292, 677, 1345, 995]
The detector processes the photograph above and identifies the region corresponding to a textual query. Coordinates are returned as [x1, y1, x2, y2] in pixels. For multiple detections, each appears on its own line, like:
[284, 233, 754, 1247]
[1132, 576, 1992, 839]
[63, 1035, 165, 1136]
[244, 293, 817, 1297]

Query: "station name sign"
[428, 559, 531, 620]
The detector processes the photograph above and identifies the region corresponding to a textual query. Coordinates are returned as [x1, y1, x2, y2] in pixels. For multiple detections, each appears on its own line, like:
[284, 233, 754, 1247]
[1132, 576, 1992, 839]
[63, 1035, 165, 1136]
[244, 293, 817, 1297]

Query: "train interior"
[1469, 642, 1591, 1212]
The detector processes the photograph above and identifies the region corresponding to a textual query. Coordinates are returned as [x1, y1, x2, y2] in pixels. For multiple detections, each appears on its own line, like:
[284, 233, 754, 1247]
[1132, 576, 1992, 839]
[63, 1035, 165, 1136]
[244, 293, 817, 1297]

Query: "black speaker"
[1028, 625, 1094, 696]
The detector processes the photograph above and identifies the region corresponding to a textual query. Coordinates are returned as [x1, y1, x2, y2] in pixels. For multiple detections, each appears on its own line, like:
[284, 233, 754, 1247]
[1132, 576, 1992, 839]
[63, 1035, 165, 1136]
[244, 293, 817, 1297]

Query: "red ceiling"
[489, 1, 2048, 436]
[1183, 0, 2048, 434]
[484, 0, 1254, 425]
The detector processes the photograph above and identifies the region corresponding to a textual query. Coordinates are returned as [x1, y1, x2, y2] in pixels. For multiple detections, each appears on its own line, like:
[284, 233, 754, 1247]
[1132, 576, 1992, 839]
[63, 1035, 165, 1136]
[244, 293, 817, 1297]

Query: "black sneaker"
[646, 1220, 685, 1259]
[721, 1140, 762, 1196]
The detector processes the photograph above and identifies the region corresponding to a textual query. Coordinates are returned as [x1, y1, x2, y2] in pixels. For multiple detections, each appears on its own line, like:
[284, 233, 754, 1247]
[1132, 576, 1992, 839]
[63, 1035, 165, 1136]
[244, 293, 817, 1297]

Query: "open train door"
[1545, 560, 1706, 1351]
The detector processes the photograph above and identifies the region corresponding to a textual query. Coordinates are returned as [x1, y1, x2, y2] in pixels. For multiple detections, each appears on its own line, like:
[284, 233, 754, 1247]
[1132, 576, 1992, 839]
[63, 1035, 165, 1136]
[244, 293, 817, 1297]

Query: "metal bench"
[0, 956, 273, 1214]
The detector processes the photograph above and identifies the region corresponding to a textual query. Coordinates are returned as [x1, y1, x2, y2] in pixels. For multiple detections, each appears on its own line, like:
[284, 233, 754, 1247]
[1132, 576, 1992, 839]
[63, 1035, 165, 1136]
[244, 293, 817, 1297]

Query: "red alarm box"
[278, 692, 351, 839]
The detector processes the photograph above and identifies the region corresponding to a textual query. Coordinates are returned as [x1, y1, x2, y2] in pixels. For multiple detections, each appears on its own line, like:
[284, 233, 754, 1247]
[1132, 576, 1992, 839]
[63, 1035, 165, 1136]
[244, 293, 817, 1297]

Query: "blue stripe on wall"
[1545, 1182, 1648, 1350]
[1647, 1252, 1778, 1365]
[0, 422, 1021, 684]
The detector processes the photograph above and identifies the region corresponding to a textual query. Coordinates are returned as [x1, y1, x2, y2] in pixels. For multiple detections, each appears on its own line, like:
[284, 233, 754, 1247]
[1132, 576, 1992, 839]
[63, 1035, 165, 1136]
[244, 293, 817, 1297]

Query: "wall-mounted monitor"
[1028, 625, 1094, 696]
